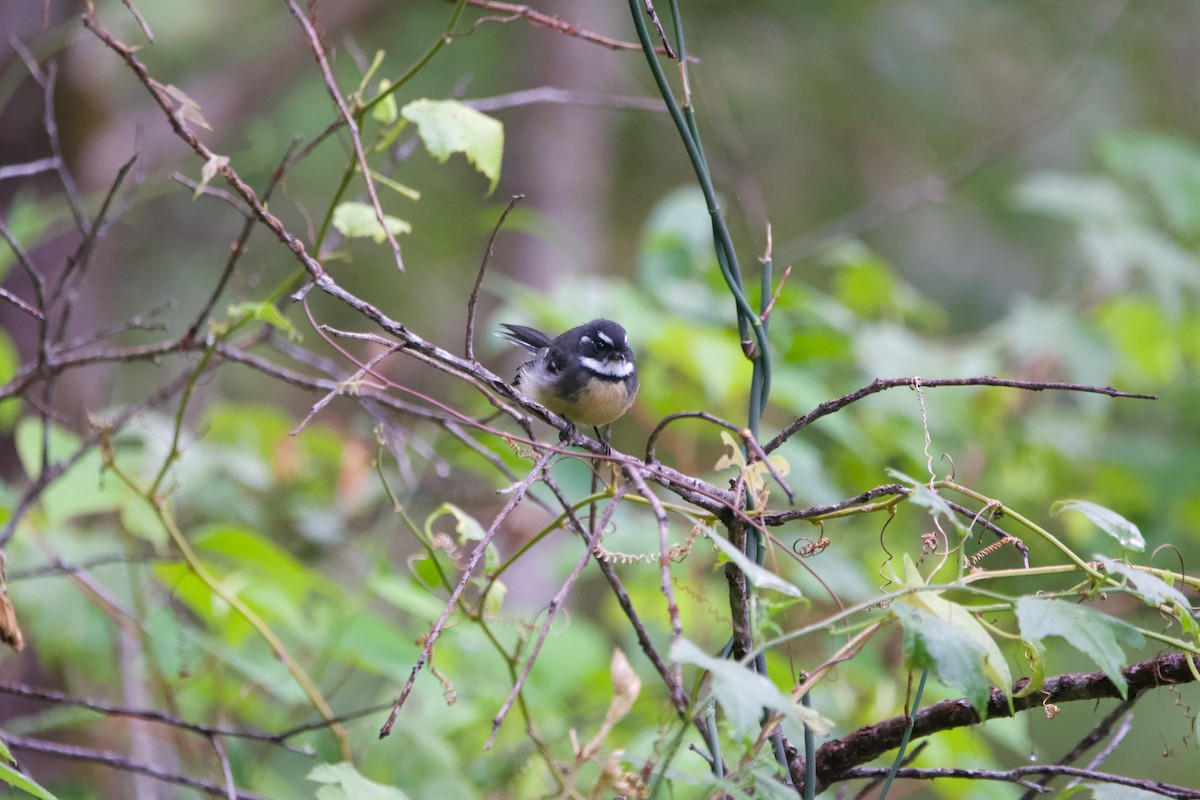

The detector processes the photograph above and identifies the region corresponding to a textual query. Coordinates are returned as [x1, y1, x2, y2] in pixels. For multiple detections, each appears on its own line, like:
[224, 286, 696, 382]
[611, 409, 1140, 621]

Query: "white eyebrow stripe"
[580, 335, 591, 346]
[581, 356, 634, 377]
[596, 331, 614, 346]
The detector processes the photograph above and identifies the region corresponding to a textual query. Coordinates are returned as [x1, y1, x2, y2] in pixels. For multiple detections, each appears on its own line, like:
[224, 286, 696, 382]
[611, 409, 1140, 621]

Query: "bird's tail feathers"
[498, 323, 552, 352]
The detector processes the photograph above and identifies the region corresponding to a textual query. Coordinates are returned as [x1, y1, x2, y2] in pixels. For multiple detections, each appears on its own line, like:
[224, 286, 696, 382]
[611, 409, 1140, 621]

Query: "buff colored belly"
[543, 377, 635, 426]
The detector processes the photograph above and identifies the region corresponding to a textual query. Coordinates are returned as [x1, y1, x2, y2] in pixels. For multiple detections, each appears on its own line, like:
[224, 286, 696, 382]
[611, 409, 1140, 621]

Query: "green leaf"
[0, 760, 60, 800]
[194, 524, 337, 600]
[332, 201, 412, 243]
[670, 638, 830, 737]
[371, 80, 398, 124]
[895, 556, 1013, 712]
[1015, 597, 1145, 698]
[1051, 500, 1145, 552]
[887, 471, 969, 535]
[892, 603, 989, 712]
[1087, 783, 1167, 800]
[13, 419, 160, 543]
[226, 301, 299, 341]
[1098, 557, 1192, 611]
[0, 329, 20, 430]
[0, 192, 58, 282]
[1098, 132, 1200, 240]
[705, 527, 803, 599]
[308, 762, 411, 800]
[1013, 637, 1047, 698]
[400, 99, 503, 194]
[1013, 173, 1134, 226]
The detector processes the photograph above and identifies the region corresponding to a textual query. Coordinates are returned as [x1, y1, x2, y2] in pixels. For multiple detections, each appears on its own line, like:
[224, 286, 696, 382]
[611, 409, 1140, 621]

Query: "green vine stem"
[102, 447, 352, 761]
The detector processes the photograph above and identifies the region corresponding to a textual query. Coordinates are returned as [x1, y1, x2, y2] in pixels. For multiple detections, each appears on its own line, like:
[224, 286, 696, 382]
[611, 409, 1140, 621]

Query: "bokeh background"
[2, 1, 1199, 798]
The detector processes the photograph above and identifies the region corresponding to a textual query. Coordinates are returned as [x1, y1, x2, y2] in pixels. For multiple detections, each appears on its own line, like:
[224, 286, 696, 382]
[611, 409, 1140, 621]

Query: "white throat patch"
[581, 356, 634, 378]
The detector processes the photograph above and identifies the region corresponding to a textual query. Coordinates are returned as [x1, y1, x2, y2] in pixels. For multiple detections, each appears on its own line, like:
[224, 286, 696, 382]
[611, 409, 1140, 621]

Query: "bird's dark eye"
[595, 339, 609, 351]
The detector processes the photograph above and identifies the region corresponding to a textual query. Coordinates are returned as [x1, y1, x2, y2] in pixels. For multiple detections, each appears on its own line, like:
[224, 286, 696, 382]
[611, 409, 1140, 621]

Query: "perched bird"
[499, 319, 638, 444]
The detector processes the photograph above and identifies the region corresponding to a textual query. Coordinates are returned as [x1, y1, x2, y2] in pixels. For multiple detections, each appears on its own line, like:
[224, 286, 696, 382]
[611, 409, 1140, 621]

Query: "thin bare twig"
[120, 0, 155, 42]
[646, 410, 796, 505]
[2, 733, 271, 800]
[765, 376, 1155, 455]
[182, 138, 300, 344]
[840, 765, 1200, 800]
[0, 157, 60, 181]
[8, 42, 86, 230]
[379, 448, 555, 738]
[284, 0, 404, 271]
[290, 345, 402, 436]
[485, 482, 631, 749]
[623, 467, 683, 690]
[0, 286, 43, 320]
[639, 0, 678, 59]
[464, 86, 665, 113]
[51, 154, 138, 331]
[466, 194, 523, 361]
[209, 735, 237, 800]
[539, 471, 690, 714]
[461, 0, 692, 60]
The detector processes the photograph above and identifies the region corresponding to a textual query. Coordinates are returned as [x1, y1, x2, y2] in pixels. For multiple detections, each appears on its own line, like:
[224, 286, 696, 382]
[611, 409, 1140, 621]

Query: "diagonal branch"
[802, 652, 1200, 795]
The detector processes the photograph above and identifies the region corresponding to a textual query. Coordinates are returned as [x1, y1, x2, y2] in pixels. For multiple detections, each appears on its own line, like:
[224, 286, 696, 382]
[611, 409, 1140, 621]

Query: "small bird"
[499, 318, 638, 444]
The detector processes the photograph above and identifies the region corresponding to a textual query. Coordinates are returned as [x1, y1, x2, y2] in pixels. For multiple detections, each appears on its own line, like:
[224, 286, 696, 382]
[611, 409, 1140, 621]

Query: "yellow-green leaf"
[332, 201, 412, 243]
[401, 99, 503, 194]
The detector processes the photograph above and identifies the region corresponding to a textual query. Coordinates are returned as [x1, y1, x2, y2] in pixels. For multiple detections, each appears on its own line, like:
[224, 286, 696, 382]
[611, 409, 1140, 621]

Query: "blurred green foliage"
[1, 1, 1199, 799]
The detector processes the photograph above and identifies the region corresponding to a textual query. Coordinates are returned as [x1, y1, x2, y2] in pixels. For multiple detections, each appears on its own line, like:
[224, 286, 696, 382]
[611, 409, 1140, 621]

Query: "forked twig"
[379, 449, 554, 739]
[484, 482, 631, 749]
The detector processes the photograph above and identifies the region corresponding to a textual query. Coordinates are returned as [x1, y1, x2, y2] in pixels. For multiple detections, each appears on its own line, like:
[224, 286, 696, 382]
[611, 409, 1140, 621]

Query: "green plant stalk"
[802, 690, 816, 800]
[877, 669, 928, 800]
[626, 0, 771, 418]
[940, 480, 1105, 582]
[313, 158, 361, 260]
[149, 318, 264, 493]
[963, 562, 1200, 592]
[266, 0, 469, 304]
[327, 0, 470, 239]
[650, 666, 730, 796]
[359, 0, 468, 117]
[149, 344, 220, 493]
[759, 582, 1013, 657]
[104, 457, 352, 761]
[667, 0, 749, 329]
[373, 446, 562, 787]
[633, 0, 788, 781]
